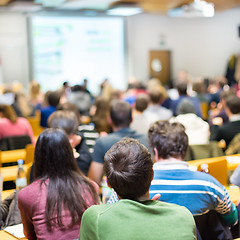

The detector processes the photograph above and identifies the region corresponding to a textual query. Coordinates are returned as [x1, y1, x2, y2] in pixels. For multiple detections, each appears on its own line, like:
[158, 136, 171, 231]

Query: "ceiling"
[0, 0, 240, 14]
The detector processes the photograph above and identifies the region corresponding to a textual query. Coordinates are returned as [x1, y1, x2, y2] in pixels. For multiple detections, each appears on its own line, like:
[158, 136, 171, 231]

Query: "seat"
[188, 156, 228, 186]
[27, 111, 44, 138]
[0, 135, 32, 151]
[185, 141, 224, 161]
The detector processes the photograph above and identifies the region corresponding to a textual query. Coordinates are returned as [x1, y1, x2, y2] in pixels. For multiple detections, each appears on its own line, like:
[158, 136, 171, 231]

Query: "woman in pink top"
[0, 104, 35, 144]
[18, 128, 99, 240]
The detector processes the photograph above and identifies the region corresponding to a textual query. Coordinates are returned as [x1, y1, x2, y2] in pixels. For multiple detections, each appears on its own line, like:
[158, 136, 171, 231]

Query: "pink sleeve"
[17, 186, 37, 240]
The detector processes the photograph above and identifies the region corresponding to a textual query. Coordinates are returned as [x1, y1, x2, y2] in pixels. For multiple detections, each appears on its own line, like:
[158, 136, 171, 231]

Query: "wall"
[126, 7, 240, 84]
[0, 8, 239, 92]
[0, 13, 29, 91]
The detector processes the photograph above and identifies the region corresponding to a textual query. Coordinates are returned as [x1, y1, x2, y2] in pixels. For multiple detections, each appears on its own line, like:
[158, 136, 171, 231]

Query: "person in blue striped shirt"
[109, 120, 238, 239]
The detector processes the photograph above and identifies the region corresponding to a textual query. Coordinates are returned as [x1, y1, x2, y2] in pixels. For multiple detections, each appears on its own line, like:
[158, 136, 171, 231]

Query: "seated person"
[30, 110, 93, 182]
[79, 138, 196, 240]
[0, 104, 35, 144]
[18, 128, 99, 240]
[88, 100, 149, 186]
[40, 90, 61, 128]
[109, 121, 238, 239]
[171, 98, 210, 145]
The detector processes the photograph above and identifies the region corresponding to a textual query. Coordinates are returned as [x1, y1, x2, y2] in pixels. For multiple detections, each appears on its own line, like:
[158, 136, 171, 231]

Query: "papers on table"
[4, 223, 25, 239]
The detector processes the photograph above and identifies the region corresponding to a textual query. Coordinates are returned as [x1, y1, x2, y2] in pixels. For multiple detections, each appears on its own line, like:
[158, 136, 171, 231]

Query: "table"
[0, 230, 24, 240]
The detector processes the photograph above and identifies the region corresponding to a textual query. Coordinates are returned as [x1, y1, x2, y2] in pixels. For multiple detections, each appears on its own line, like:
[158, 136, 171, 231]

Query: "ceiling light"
[107, 3, 142, 16]
[168, 0, 214, 18]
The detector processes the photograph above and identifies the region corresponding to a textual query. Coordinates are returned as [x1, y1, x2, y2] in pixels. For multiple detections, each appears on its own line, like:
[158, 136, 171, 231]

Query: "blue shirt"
[92, 127, 149, 164]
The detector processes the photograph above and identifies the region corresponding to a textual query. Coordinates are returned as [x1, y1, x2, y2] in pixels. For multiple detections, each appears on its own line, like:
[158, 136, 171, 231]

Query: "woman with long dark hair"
[18, 128, 99, 240]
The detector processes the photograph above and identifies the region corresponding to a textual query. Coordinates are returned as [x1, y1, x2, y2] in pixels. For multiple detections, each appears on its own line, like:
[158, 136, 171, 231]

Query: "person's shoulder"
[18, 180, 42, 201]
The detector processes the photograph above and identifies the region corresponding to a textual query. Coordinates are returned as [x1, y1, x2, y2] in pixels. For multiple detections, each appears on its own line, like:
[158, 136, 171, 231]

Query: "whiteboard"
[30, 16, 126, 95]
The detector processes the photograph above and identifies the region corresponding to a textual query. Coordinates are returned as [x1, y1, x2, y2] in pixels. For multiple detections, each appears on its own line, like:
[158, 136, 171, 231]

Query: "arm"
[211, 180, 238, 226]
[88, 161, 104, 186]
[18, 188, 37, 240]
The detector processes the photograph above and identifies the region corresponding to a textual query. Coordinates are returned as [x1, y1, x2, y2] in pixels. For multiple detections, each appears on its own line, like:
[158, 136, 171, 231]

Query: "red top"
[18, 179, 99, 240]
[0, 117, 35, 144]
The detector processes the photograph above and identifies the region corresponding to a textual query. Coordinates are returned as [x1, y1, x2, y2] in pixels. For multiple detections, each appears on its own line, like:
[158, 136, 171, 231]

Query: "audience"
[18, 128, 99, 240]
[80, 138, 196, 240]
[88, 99, 149, 185]
[0, 104, 35, 144]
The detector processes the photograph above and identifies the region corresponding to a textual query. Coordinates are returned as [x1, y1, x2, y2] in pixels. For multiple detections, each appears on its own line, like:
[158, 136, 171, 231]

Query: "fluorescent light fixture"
[107, 3, 142, 16]
[168, 0, 214, 18]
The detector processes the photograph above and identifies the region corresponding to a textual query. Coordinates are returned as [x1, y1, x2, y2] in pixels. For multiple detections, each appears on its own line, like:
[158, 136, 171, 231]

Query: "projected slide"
[31, 16, 126, 95]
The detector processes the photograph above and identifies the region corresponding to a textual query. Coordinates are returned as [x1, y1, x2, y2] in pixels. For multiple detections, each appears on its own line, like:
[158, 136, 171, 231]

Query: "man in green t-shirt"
[79, 138, 196, 240]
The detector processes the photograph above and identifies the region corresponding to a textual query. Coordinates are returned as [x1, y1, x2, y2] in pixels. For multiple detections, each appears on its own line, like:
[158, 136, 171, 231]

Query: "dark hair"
[148, 120, 188, 159]
[226, 95, 240, 114]
[48, 110, 79, 135]
[149, 91, 163, 104]
[110, 100, 132, 128]
[47, 91, 61, 107]
[34, 128, 98, 228]
[135, 94, 149, 112]
[0, 104, 17, 123]
[176, 81, 188, 95]
[104, 138, 153, 200]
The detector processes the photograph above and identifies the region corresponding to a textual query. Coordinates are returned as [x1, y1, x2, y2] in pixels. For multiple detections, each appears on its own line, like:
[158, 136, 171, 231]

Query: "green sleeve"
[221, 202, 238, 226]
[79, 206, 99, 240]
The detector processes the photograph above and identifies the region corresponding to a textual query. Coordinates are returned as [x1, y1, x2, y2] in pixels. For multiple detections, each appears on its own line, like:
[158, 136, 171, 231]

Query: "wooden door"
[149, 50, 170, 85]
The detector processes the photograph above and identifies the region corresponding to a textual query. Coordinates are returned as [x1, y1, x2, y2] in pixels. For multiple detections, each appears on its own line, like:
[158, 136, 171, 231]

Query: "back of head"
[104, 138, 153, 200]
[110, 100, 132, 128]
[135, 94, 149, 112]
[48, 110, 79, 135]
[177, 98, 196, 115]
[148, 120, 188, 160]
[0, 104, 17, 123]
[176, 81, 188, 95]
[47, 91, 61, 107]
[226, 95, 240, 115]
[34, 128, 78, 179]
[149, 90, 162, 104]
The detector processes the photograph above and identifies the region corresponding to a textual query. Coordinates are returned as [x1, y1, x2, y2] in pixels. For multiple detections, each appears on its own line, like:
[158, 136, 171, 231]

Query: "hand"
[69, 135, 81, 148]
[151, 193, 161, 201]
